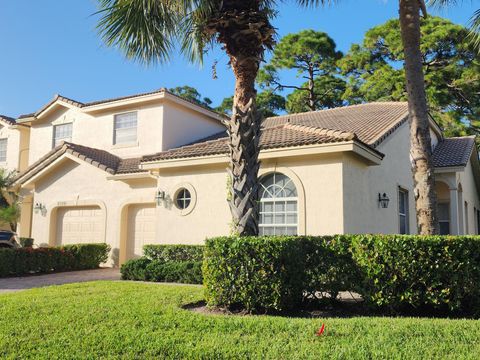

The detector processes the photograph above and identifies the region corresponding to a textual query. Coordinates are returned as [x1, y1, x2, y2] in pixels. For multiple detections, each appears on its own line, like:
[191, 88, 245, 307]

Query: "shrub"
[143, 244, 204, 262]
[146, 260, 203, 284]
[19, 237, 34, 248]
[0, 243, 110, 278]
[203, 236, 307, 312]
[349, 234, 480, 314]
[62, 243, 110, 270]
[204, 235, 480, 315]
[121, 257, 202, 284]
[120, 257, 151, 281]
[0, 247, 73, 277]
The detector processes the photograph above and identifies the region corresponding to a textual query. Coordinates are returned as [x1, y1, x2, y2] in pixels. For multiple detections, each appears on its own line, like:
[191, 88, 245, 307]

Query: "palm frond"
[96, 0, 180, 65]
[296, 0, 338, 7]
[469, 8, 480, 51]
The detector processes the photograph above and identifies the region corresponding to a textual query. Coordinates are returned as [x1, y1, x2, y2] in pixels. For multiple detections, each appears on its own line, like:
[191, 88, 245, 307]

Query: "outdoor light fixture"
[378, 193, 390, 209]
[155, 190, 166, 206]
[34, 202, 47, 215]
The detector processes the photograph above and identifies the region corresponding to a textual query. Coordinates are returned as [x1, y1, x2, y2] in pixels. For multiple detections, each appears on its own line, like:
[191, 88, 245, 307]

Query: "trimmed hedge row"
[121, 244, 204, 284]
[0, 243, 110, 278]
[121, 259, 203, 284]
[143, 245, 204, 262]
[203, 235, 480, 314]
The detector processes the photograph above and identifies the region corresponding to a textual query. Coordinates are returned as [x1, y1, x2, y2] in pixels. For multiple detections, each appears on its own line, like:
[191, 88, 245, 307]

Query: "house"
[5, 88, 479, 266]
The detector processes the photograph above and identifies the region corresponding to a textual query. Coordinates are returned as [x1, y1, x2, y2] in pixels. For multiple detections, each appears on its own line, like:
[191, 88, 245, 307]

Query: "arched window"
[259, 172, 298, 236]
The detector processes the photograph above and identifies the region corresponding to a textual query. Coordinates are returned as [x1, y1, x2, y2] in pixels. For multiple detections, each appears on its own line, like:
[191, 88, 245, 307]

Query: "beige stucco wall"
[161, 100, 225, 151]
[0, 123, 24, 172]
[457, 155, 480, 234]
[27, 100, 224, 165]
[29, 157, 156, 265]
[153, 153, 346, 245]
[342, 122, 417, 234]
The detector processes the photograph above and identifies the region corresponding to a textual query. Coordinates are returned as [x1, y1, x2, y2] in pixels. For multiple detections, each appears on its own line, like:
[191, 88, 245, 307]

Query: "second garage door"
[56, 206, 104, 245]
[127, 204, 156, 259]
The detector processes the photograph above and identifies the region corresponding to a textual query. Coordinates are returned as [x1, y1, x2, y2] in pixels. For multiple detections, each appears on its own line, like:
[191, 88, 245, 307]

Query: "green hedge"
[203, 237, 307, 312]
[203, 235, 480, 314]
[143, 244, 204, 262]
[19, 237, 34, 248]
[121, 258, 203, 284]
[0, 243, 110, 278]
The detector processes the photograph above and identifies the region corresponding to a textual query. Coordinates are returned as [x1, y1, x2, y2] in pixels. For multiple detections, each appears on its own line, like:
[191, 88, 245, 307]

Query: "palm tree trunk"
[226, 54, 262, 235]
[399, 0, 439, 235]
[206, 3, 274, 236]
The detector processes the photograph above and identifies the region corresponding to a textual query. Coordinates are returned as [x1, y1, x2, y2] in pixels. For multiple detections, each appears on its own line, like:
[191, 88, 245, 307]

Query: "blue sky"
[0, 0, 477, 117]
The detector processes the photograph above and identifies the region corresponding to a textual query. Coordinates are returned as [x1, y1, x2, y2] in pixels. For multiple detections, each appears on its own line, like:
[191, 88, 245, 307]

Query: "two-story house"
[9, 88, 480, 266]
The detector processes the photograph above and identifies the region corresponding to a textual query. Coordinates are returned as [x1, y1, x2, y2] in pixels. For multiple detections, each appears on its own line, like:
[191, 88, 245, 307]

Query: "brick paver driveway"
[0, 268, 121, 294]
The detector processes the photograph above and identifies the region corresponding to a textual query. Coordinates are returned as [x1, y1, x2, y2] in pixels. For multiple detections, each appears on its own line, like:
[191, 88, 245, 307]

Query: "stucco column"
[449, 188, 459, 235]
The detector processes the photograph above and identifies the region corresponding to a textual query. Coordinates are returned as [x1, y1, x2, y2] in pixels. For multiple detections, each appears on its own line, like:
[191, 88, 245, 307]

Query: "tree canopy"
[169, 86, 213, 108]
[257, 30, 345, 112]
[339, 16, 480, 136]
[216, 91, 286, 117]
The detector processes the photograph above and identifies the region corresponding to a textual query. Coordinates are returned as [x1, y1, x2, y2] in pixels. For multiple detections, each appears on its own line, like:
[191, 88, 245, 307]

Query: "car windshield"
[0, 232, 13, 240]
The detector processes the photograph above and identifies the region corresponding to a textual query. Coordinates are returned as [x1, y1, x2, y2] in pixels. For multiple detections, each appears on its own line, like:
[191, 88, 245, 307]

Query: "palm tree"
[399, 0, 439, 234]
[95, 0, 333, 236]
[428, 1, 480, 51]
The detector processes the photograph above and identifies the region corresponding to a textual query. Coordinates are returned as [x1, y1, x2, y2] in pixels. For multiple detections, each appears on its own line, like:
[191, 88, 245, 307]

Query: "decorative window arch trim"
[258, 167, 306, 235]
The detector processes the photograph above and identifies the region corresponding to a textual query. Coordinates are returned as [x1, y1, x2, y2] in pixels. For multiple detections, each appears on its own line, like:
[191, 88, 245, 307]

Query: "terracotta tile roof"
[432, 136, 476, 168]
[18, 88, 226, 121]
[15, 142, 146, 185]
[0, 115, 16, 125]
[17, 113, 35, 120]
[142, 123, 360, 162]
[141, 102, 409, 163]
[263, 102, 409, 147]
[117, 157, 145, 174]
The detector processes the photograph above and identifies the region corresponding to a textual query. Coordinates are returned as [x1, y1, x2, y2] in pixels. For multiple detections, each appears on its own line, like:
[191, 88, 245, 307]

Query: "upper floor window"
[0, 138, 7, 162]
[114, 112, 137, 145]
[53, 123, 72, 148]
[259, 172, 298, 236]
[398, 187, 409, 234]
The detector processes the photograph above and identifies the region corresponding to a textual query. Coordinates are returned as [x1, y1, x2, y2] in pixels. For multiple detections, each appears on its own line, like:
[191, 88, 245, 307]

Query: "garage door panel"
[128, 204, 156, 259]
[56, 206, 105, 245]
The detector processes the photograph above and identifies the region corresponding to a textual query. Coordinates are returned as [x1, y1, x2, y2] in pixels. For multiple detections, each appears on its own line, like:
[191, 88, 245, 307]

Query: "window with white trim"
[259, 173, 298, 236]
[114, 112, 137, 145]
[53, 123, 72, 148]
[0, 139, 7, 162]
[398, 188, 409, 234]
[438, 202, 450, 235]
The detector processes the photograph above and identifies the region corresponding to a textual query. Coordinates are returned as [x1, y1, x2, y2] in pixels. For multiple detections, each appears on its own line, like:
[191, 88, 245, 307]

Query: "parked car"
[0, 230, 19, 248]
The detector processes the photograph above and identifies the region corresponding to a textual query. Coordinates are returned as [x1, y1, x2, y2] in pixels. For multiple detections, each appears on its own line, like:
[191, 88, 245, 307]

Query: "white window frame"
[398, 187, 409, 234]
[52, 123, 73, 148]
[113, 112, 137, 145]
[259, 173, 298, 236]
[0, 138, 7, 163]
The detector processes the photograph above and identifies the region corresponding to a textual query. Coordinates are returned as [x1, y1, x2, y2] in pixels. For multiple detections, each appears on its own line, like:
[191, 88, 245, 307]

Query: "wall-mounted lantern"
[34, 202, 47, 216]
[155, 190, 166, 206]
[378, 193, 390, 209]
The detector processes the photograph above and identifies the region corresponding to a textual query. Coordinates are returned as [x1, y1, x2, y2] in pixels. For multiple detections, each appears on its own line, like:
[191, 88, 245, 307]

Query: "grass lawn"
[1, 282, 479, 359]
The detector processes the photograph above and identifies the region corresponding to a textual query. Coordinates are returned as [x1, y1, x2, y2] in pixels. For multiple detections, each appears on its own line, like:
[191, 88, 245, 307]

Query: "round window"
[175, 188, 192, 210]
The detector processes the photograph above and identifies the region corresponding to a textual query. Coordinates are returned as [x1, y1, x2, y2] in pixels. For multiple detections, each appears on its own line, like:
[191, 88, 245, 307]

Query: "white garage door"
[56, 206, 104, 245]
[127, 204, 156, 259]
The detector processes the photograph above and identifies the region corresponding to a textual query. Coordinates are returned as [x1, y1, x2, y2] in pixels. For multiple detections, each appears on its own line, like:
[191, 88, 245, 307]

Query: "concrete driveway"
[0, 268, 121, 294]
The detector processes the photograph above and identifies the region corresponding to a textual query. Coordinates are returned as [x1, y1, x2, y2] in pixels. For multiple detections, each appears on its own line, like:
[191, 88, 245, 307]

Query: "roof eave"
[140, 140, 384, 170]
